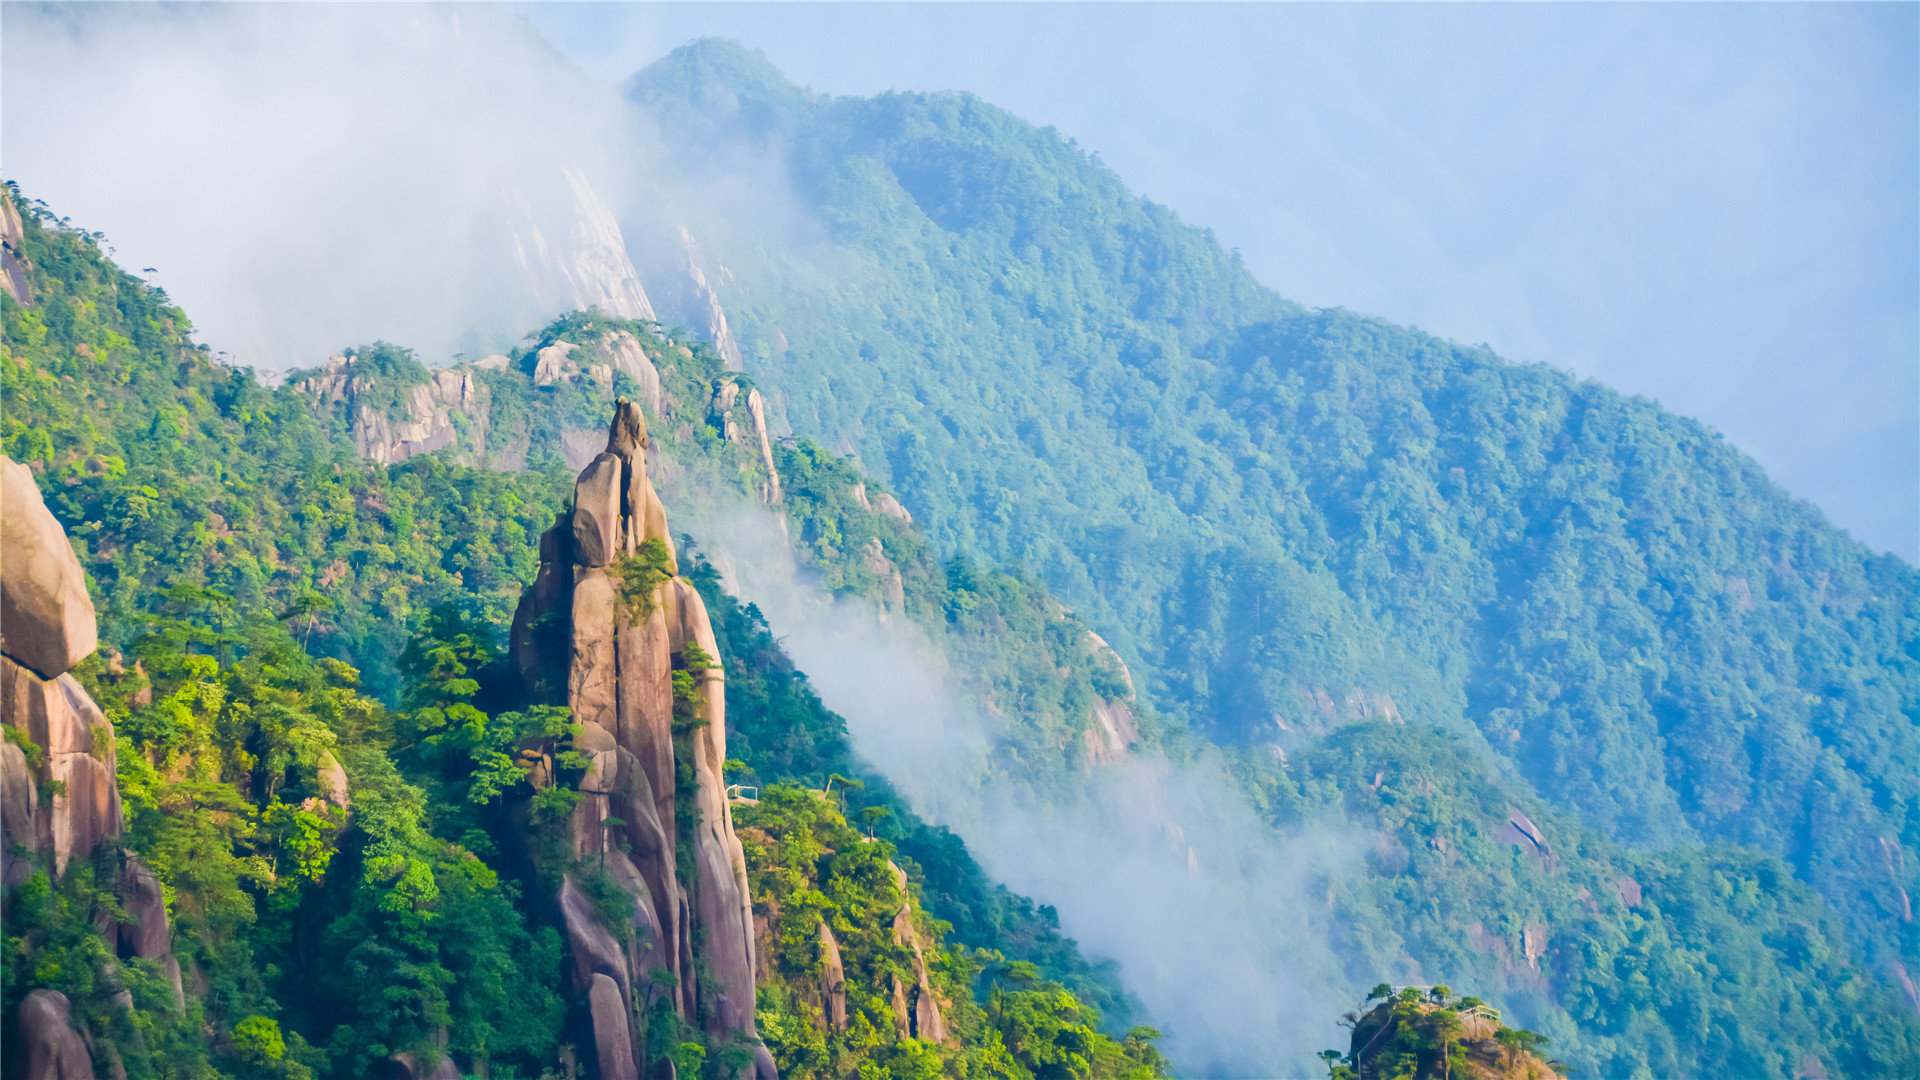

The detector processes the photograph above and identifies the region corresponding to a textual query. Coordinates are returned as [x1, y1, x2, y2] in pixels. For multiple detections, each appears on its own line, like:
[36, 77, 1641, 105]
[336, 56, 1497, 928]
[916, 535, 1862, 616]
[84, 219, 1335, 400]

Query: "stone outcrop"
[886, 863, 949, 1044]
[12, 990, 94, 1080]
[505, 165, 656, 324]
[679, 226, 742, 369]
[2, 458, 184, 1078]
[293, 355, 492, 466]
[1, 189, 31, 307]
[2, 457, 97, 679]
[1082, 632, 1139, 765]
[817, 922, 848, 1032]
[510, 403, 776, 1079]
[708, 379, 782, 504]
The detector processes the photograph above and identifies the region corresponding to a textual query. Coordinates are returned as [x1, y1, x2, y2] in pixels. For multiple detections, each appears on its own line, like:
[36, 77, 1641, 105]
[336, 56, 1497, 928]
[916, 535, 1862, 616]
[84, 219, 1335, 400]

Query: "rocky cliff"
[510, 403, 776, 1080]
[2, 455, 183, 1080]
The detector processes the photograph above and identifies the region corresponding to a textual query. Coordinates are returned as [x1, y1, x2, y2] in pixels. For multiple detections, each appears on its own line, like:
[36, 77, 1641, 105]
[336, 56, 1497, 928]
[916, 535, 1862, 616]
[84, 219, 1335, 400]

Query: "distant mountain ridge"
[615, 31, 1918, 1046]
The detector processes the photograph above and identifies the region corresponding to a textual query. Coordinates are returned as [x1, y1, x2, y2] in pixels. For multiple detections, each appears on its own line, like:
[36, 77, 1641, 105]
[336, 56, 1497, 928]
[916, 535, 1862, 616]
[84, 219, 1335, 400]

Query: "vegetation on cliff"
[2, 185, 1154, 1079]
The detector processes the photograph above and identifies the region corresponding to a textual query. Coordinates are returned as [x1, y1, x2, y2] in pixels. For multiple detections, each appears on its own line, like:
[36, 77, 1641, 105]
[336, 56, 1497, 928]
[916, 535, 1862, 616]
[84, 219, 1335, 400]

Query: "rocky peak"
[508, 403, 777, 1080]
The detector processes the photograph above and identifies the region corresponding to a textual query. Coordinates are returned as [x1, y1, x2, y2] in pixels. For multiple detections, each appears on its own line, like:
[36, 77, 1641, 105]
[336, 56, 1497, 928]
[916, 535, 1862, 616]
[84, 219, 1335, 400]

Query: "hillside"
[0, 186, 1165, 1080]
[622, 36, 1919, 1007]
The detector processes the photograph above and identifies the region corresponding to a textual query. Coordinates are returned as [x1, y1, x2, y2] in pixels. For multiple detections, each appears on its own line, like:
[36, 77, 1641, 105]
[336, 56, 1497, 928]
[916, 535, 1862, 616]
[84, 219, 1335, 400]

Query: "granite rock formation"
[294, 354, 493, 466]
[2, 455, 184, 1078]
[510, 403, 776, 1080]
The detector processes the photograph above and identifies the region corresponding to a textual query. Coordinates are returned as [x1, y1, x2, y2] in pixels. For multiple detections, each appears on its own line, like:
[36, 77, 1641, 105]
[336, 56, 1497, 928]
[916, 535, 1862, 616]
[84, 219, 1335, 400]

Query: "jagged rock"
[589, 973, 640, 1080]
[14, 990, 95, 1080]
[535, 339, 579, 386]
[560, 876, 634, 1003]
[745, 389, 782, 503]
[598, 331, 663, 417]
[2, 654, 121, 876]
[293, 357, 491, 467]
[573, 454, 624, 567]
[2, 455, 97, 679]
[818, 922, 848, 1032]
[872, 492, 912, 525]
[516, 404, 775, 1078]
[861, 538, 906, 612]
[474, 354, 511, 372]
[887, 863, 948, 1044]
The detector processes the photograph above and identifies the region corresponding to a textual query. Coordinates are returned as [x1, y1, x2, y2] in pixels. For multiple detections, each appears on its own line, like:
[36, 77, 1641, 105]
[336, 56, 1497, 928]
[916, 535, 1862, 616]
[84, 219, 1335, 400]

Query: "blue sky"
[521, 2, 1919, 561]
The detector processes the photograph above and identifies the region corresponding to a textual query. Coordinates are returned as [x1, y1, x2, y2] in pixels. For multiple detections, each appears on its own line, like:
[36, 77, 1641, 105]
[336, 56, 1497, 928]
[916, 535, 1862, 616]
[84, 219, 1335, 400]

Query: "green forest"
[3, 37, 1918, 1080]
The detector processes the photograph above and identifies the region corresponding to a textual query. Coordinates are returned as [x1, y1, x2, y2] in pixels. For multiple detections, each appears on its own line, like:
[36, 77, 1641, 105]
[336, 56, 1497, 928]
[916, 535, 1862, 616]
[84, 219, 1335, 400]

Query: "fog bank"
[3, 3, 646, 369]
[677, 500, 1369, 1077]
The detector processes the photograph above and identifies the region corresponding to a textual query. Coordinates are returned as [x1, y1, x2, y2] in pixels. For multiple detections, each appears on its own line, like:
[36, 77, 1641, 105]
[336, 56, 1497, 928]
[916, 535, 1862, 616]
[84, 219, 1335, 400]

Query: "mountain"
[0, 186, 1168, 1080]
[620, 30, 1918, 1016]
[3, 30, 1917, 1080]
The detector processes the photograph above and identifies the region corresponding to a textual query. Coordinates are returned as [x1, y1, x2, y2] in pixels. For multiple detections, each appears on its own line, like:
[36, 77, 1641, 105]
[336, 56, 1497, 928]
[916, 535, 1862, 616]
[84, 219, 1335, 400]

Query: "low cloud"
[677, 496, 1368, 1077]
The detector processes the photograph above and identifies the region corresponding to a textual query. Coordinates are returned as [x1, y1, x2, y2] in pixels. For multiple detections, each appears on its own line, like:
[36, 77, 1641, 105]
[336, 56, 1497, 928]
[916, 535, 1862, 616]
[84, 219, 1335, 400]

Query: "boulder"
[1, 455, 97, 679]
[573, 454, 624, 568]
[117, 857, 171, 959]
[14, 990, 94, 1080]
[872, 492, 912, 525]
[589, 973, 640, 1080]
[559, 875, 632, 1003]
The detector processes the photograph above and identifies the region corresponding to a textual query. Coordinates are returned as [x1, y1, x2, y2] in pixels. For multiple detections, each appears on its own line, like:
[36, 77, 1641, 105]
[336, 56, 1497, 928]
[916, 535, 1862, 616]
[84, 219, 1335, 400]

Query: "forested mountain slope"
[622, 40, 1919, 990]
[1, 185, 1165, 1080]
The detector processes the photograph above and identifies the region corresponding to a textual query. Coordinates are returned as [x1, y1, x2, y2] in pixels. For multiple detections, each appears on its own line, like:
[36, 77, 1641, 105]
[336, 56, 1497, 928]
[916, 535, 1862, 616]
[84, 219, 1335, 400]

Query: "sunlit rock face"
[510, 403, 776, 1080]
[2, 453, 186, 1078]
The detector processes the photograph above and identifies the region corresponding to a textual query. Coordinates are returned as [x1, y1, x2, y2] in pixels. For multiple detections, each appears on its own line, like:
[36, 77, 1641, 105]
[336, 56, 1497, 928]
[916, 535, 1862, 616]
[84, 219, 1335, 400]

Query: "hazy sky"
[519, 2, 1919, 562]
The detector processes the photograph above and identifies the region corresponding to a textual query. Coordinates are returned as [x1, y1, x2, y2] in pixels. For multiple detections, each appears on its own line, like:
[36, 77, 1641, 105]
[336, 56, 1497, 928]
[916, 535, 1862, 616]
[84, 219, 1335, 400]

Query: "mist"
[674, 497, 1373, 1078]
[2, 3, 652, 370]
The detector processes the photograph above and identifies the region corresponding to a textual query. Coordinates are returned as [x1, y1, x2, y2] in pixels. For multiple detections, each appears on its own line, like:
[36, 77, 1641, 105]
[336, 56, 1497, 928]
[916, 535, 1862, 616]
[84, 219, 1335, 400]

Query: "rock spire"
[510, 403, 776, 1080]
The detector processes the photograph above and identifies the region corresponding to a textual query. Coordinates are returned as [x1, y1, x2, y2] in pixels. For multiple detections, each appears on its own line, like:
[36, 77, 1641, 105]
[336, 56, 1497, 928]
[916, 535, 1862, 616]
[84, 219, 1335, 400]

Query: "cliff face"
[295, 353, 494, 467]
[1, 455, 183, 1079]
[510, 403, 776, 1080]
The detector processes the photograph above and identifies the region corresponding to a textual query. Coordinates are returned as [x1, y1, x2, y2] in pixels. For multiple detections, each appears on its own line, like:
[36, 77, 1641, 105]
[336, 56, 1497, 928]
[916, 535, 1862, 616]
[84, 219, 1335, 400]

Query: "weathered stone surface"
[15, 989, 95, 1080]
[534, 340, 578, 386]
[118, 858, 172, 960]
[573, 454, 624, 567]
[316, 750, 351, 811]
[2, 738, 36, 889]
[509, 523, 572, 699]
[744, 389, 782, 504]
[589, 973, 640, 1080]
[818, 922, 848, 1032]
[2, 455, 97, 679]
[872, 492, 912, 525]
[615, 602, 675, 847]
[569, 568, 618, 734]
[560, 875, 634, 1004]
[511, 405, 776, 1078]
[2, 655, 121, 875]
[599, 332, 663, 418]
